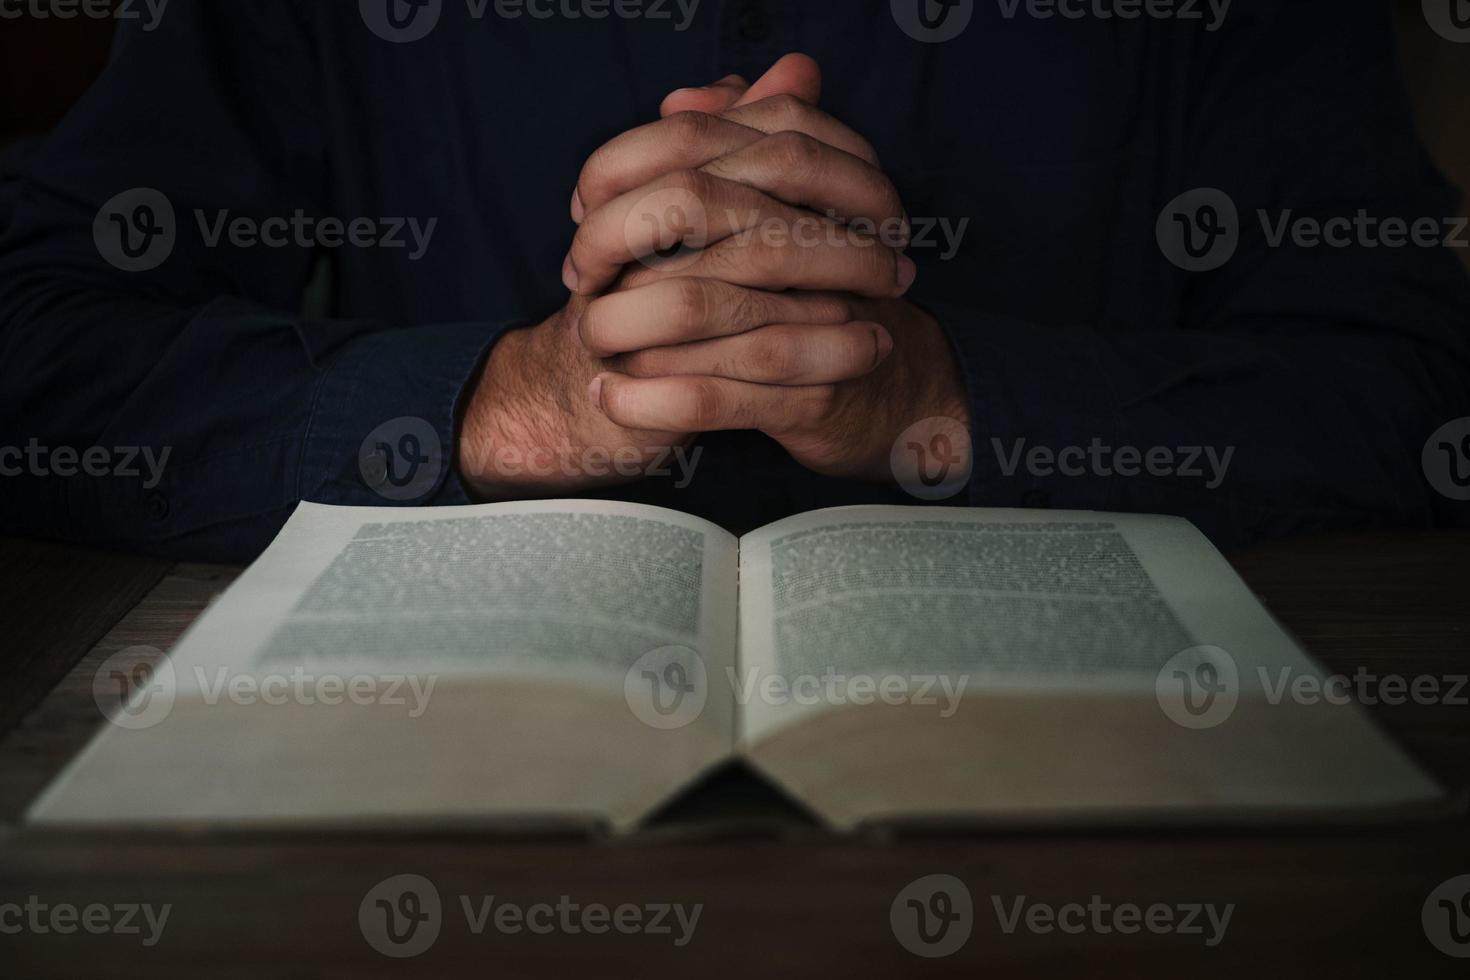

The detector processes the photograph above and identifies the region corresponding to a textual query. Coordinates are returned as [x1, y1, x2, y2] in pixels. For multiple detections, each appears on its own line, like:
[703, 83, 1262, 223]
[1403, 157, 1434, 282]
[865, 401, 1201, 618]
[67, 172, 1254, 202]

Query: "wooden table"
[1, 531, 1467, 978]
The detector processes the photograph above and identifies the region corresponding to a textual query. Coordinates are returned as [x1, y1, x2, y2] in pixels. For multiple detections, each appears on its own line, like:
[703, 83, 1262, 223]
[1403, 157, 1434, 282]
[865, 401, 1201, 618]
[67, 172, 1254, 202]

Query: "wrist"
[457, 325, 562, 499]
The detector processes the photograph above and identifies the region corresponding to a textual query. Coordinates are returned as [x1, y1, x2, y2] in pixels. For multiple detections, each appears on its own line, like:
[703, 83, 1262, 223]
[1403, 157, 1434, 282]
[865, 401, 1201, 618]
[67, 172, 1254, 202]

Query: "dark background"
[3, 2, 1468, 262]
[3, 2, 1467, 280]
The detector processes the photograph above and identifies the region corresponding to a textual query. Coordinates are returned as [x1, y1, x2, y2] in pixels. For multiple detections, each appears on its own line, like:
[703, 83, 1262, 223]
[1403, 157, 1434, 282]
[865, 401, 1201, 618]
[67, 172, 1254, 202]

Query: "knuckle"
[665, 110, 717, 153]
[747, 238, 791, 282]
[764, 130, 822, 180]
[749, 334, 802, 380]
[663, 167, 714, 206]
[762, 93, 807, 125]
[727, 285, 765, 331]
[700, 236, 748, 279]
[683, 377, 728, 430]
[669, 278, 713, 329]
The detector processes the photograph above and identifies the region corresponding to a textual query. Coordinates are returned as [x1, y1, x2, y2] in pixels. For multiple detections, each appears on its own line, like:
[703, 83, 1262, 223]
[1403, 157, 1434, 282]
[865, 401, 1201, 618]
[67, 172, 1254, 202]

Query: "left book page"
[28, 500, 739, 834]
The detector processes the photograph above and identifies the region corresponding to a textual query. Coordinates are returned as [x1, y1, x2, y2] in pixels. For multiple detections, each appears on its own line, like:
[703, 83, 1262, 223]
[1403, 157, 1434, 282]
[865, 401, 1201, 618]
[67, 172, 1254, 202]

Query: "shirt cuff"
[300, 319, 518, 507]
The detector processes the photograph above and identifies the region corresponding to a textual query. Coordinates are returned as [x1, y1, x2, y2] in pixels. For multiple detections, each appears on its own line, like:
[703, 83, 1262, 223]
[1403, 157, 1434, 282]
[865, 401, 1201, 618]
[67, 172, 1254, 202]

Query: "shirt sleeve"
[0, 2, 518, 561]
[922, 0, 1470, 547]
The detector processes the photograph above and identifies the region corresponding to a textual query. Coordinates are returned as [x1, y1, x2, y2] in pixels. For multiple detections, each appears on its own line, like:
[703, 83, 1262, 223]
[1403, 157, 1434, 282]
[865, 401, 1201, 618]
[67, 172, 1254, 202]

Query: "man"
[1, 1, 1467, 560]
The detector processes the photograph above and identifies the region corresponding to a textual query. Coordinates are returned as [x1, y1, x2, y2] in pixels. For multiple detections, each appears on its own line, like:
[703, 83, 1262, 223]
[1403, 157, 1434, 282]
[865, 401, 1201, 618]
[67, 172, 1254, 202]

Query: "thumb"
[730, 52, 821, 108]
[659, 73, 749, 117]
[658, 52, 823, 119]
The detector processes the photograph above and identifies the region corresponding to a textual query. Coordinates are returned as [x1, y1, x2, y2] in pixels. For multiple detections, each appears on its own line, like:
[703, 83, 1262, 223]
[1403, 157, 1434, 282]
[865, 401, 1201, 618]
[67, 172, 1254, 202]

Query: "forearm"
[0, 289, 510, 560]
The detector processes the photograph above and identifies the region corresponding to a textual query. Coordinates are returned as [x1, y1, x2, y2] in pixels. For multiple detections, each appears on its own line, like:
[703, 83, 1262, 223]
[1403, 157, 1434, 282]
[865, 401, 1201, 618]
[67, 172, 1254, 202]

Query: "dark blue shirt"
[2, 0, 1468, 560]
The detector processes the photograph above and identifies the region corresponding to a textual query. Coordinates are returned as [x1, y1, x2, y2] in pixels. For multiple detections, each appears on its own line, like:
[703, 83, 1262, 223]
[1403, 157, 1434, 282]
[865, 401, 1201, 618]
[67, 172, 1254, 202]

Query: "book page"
[30, 500, 738, 831]
[736, 506, 1440, 827]
[736, 505, 1318, 740]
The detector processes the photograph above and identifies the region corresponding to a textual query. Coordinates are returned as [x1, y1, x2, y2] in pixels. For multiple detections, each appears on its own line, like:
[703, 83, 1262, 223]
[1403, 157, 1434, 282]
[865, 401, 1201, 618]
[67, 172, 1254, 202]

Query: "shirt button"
[738, 4, 770, 41]
[1021, 489, 1051, 509]
[144, 490, 171, 521]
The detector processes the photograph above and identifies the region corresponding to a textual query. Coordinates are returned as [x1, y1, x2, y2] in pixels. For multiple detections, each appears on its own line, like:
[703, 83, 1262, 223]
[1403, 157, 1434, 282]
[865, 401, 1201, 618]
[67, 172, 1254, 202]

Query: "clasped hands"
[460, 53, 970, 497]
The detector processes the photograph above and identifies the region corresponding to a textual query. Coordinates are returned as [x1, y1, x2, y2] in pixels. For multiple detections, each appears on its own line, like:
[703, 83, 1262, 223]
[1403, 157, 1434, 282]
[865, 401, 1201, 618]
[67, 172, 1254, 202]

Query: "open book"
[29, 501, 1442, 832]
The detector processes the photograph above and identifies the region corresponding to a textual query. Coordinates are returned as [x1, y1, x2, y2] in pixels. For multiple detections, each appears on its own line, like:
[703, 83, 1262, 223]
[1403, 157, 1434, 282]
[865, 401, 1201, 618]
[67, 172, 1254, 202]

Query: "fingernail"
[873, 325, 894, 363]
[898, 211, 912, 248]
[562, 254, 580, 292]
[571, 188, 585, 223]
[587, 374, 605, 407]
[896, 255, 917, 292]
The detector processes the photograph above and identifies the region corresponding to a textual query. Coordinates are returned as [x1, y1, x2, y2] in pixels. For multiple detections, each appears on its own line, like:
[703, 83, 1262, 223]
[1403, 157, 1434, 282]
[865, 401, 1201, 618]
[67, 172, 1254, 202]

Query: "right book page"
[735, 506, 1442, 831]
